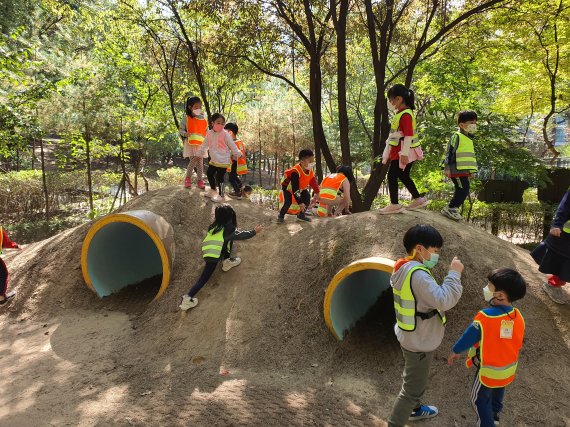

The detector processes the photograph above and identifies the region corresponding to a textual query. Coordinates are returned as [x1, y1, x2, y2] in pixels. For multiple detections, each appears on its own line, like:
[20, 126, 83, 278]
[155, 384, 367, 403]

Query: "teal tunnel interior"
[328, 269, 392, 340]
[86, 222, 163, 297]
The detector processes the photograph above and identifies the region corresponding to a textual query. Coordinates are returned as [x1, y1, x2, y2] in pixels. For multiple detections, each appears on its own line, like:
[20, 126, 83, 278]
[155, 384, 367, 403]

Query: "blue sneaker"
[409, 405, 438, 421]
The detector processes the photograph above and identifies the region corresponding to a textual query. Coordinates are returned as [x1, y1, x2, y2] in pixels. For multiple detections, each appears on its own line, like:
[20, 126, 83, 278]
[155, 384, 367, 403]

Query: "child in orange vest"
[448, 268, 527, 427]
[1, 226, 21, 306]
[179, 96, 208, 189]
[224, 122, 248, 198]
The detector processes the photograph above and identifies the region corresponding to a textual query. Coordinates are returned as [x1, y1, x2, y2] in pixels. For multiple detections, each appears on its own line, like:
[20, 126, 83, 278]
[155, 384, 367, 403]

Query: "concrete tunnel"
[324, 257, 395, 340]
[81, 210, 175, 302]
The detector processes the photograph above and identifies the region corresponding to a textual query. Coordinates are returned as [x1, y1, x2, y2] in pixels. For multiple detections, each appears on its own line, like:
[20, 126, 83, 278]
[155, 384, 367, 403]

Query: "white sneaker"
[222, 257, 242, 272]
[441, 206, 462, 221]
[211, 194, 225, 203]
[407, 197, 429, 210]
[205, 189, 217, 198]
[179, 295, 198, 310]
[379, 204, 403, 214]
[542, 282, 567, 304]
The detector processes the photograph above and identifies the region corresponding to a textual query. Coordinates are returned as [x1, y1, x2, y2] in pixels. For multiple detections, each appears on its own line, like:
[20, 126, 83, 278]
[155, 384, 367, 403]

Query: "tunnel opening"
[81, 210, 174, 303]
[324, 257, 395, 341]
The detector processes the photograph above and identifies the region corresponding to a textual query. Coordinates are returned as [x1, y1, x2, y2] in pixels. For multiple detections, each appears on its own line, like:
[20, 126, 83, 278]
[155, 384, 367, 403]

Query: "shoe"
[407, 197, 429, 210]
[379, 204, 403, 214]
[494, 413, 500, 426]
[441, 206, 462, 221]
[409, 404, 438, 421]
[205, 189, 217, 198]
[542, 282, 567, 304]
[227, 191, 242, 200]
[222, 257, 242, 272]
[184, 177, 192, 188]
[179, 295, 198, 310]
[197, 180, 206, 190]
[276, 215, 285, 224]
[0, 291, 16, 306]
[211, 195, 226, 203]
[296, 214, 311, 222]
[304, 209, 313, 216]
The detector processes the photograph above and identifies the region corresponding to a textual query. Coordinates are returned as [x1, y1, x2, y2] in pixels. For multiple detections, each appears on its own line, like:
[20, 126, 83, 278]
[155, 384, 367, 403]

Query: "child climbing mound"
[179, 204, 262, 311]
[448, 269, 526, 427]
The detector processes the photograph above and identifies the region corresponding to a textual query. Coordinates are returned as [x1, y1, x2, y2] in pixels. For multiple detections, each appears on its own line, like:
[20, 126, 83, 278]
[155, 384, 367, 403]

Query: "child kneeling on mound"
[180, 204, 262, 310]
[448, 269, 526, 427]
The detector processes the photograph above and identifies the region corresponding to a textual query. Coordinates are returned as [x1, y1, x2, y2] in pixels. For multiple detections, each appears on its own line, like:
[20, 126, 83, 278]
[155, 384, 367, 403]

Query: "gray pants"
[388, 347, 434, 427]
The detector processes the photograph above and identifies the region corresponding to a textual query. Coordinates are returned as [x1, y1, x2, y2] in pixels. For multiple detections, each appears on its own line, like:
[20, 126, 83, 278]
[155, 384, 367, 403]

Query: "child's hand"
[450, 256, 464, 274]
[447, 352, 460, 366]
[550, 227, 561, 237]
[254, 225, 263, 234]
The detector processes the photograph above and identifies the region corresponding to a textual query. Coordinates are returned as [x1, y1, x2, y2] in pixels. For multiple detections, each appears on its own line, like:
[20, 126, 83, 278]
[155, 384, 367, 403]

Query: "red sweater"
[1, 228, 19, 251]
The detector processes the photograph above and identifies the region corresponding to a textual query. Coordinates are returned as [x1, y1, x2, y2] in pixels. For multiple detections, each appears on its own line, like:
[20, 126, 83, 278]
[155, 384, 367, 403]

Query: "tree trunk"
[85, 133, 94, 218]
[39, 137, 49, 220]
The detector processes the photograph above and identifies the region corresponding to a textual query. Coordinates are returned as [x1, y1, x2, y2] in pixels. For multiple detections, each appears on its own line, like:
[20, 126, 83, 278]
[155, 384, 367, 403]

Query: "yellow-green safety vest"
[201, 228, 228, 259]
[454, 131, 478, 172]
[393, 265, 447, 331]
[388, 109, 419, 148]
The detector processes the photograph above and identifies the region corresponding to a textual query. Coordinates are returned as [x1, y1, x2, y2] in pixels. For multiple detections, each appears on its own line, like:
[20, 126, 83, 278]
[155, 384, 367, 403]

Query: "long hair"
[209, 204, 237, 233]
[387, 84, 415, 110]
[336, 165, 355, 183]
[186, 96, 202, 117]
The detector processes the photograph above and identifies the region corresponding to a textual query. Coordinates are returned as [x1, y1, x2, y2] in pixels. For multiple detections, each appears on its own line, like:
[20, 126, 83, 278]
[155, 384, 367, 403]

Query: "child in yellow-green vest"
[441, 111, 478, 221]
[179, 204, 262, 311]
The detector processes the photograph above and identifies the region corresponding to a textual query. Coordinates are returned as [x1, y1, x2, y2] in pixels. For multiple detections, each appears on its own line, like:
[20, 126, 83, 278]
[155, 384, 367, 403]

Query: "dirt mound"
[1, 186, 569, 426]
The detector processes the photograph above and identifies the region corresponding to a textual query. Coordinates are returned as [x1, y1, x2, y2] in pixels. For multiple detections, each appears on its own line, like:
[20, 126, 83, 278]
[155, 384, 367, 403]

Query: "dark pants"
[472, 371, 505, 427]
[228, 162, 243, 193]
[279, 187, 310, 217]
[0, 258, 8, 296]
[207, 165, 227, 196]
[187, 242, 233, 298]
[388, 160, 421, 205]
[449, 176, 470, 209]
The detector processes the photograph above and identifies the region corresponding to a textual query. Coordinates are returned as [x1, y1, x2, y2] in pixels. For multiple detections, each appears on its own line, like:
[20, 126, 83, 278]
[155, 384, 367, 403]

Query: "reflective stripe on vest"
[201, 228, 227, 259]
[317, 204, 328, 217]
[278, 190, 300, 215]
[393, 265, 447, 331]
[388, 109, 419, 148]
[281, 163, 314, 192]
[320, 173, 346, 201]
[187, 116, 208, 146]
[227, 139, 248, 174]
[455, 132, 478, 172]
[465, 308, 525, 388]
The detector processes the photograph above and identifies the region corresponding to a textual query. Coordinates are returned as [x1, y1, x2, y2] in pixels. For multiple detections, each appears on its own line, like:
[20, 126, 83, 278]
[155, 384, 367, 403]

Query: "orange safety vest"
[317, 173, 347, 217]
[278, 190, 300, 215]
[186, 116, 208, 146]
[281, 164, 314, 192]
[466, 308, 525, 388]
[226, 139, 247, 174]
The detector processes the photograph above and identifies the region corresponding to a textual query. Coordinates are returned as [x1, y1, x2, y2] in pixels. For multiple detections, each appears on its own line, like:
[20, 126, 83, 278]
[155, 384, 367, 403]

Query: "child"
[179, 96, 208, 189]
[224, 123, 248, 198]
[448, 269, 527, 427]
[531, 186, 570, 304]
[1, 225, 21, 306]
[317, 165, 353, 217]
[277, 149, 320, 223]
[179, 204, 262, 310]
[380, 84, 428, 214]
[441, 111, 478, 220]
[388, 224, 464, 427]
[197, 113, 244, 203]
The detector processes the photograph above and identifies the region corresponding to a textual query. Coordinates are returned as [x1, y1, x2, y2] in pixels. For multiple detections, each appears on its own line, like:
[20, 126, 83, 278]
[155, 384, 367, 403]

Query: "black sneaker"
[296, 214, 311, 222]
[494, 413, 500, 426]
[276, 215, 285, 223]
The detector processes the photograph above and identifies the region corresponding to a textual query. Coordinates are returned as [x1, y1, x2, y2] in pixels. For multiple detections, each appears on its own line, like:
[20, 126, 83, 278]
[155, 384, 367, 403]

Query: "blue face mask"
[420, 249, 439, 269]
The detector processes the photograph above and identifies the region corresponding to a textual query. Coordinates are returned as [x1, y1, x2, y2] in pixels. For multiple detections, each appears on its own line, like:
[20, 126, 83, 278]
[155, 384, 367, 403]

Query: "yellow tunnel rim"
[323, 256, 395, 340]
[80, 213, 171, 302]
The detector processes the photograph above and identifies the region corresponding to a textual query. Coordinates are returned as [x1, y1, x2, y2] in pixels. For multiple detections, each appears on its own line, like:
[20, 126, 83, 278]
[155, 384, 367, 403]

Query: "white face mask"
[483, 285, 494, 302]
[465, 123, 477, 133]
[192, 108, 203, 116]
[307, 162, 316, 169]
[387, 101, 397, 112]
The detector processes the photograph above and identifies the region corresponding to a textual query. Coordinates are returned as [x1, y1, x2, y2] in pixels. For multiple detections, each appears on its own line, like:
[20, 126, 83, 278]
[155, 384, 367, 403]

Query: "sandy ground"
[1, 186, 569, 427]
